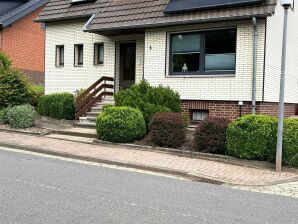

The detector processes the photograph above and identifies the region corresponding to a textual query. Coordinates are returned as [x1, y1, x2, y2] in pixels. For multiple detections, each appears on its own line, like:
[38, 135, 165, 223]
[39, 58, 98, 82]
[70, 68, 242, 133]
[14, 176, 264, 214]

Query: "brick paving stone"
[0, 132, 297, 186]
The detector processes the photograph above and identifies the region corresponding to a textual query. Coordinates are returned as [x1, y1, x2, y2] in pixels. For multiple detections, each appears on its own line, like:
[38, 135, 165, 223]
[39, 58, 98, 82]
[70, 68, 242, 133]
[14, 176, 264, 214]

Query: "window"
[191, 110, 209, 122]
[74, 44, 84, 66]
[94, 43, 104, 65]
[170, 29, 236, 75]
[56, 45, 64, 67]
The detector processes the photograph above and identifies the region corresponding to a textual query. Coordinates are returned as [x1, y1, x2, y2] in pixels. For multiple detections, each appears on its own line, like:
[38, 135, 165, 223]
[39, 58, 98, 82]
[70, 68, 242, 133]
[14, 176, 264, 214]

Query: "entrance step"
[74, 121, 96, 129]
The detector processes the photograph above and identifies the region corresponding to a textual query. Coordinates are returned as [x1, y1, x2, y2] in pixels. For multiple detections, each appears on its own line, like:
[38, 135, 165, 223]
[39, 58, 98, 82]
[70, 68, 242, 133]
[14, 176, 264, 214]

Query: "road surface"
[0, 147, 297, 224]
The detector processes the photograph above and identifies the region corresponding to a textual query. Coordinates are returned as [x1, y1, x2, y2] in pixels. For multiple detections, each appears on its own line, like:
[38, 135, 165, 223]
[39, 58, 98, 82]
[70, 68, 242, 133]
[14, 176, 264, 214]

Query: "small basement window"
[94, 43, 104, 65]
[191, 110, 209, 122]
[74, 44, 84, 66]
[56, 45, 64, 67]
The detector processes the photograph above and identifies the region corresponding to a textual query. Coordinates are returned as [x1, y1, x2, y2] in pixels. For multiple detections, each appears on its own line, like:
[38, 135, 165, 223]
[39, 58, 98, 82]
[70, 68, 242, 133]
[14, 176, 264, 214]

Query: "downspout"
[252, 17, 258, 114]
[83, 14, 95, 32]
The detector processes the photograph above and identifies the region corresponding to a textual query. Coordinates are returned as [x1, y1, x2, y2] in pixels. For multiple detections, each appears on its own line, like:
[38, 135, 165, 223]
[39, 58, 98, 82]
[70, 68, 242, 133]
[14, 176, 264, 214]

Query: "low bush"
[0, 51, 11, 70]
[7, 104, 37, 129]
[195, 117, 230, 154]
[149, 112, 186, 148]
[115, 81, 181, 123]
[0, 69, 33, 109]
[0, 107, 10, 124]
[37, 93, 75, 120]
[279, 118, 298, 167]
[96, 106, 146, 143]
[226, 115, 277, 160]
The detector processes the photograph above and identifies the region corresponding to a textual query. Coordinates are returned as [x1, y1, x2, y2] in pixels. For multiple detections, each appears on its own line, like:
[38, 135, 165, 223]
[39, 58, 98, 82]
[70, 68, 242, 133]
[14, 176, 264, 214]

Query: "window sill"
[55, 65, 64, 68]
[166, 74, 236, 78]
[74, 65, 83, 67]
[94, 63, 104, 66]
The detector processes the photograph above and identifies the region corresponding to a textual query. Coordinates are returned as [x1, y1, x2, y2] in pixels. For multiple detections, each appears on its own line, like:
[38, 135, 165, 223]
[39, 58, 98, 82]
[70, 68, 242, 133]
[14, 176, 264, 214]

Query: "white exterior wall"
[45, 20, 144, 94]
[144, 20, 266, 101]
[264, 1, 298, 104]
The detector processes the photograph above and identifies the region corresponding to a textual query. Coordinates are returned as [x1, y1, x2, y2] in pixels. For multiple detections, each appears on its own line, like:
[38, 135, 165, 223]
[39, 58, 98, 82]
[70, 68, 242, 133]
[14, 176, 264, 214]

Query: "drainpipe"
[252, 17, 258, 114]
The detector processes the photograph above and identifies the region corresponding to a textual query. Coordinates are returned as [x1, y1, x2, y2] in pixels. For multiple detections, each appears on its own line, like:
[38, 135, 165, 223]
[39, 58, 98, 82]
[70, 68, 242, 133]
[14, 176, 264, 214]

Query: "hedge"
[149, 112, 186, 148]
[115, 80, 181, 123]
[226, 115, 277, 160]
[96, 106, 146, 143]
[195, 117, 230, 154]
[7, 104, 37, 129]
[37, 93, 75, 120]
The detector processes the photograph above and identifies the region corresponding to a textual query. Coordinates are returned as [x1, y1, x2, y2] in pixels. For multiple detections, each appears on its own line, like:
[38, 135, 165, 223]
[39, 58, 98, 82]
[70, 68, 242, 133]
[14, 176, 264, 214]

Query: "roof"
[37, 0, 277, 33]
[0, 0, 49, 28]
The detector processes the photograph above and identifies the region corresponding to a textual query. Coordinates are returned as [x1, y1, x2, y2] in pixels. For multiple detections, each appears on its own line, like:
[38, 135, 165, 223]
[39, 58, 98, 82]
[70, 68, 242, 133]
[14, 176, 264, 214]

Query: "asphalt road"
[0, 147, 297, 224]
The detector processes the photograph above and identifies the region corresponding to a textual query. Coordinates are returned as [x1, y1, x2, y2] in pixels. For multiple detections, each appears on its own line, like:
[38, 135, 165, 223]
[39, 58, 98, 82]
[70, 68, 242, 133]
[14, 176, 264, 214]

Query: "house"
[0, 0, 49, 84]
[36, 0, 298, 124]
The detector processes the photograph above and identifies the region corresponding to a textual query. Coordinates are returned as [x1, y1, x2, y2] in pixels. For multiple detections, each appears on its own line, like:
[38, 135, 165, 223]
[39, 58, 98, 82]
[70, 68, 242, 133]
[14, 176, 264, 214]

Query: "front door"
[120, 42, 136, 89]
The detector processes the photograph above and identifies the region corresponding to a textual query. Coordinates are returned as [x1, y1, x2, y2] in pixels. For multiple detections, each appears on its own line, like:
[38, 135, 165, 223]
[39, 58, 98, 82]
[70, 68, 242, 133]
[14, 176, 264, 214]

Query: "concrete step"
[80, 116, 97, 122]
[94, 101, 115, 106]
[74, 121, 96, 129]
[52, 127, 97, 138]
[85, 112, 100, 117]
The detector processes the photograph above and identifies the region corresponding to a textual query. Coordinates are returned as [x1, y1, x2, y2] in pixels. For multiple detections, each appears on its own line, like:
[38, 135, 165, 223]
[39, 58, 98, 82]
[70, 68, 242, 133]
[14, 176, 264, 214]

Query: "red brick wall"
[182, 100, 297, 121]
[0, 7, 45, 74]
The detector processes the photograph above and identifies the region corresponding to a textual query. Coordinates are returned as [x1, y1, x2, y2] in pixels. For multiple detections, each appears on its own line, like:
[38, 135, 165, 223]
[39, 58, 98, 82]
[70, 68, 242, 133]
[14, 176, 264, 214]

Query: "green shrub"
[96, 106, 146, 143]
[0, 107, 11, 124]
[7, 104, 37, 129]
[195, 117, 230, 154]
[115, 81, 181, 123]
[280, 118, 298, 167]
[0, 51, 11, 70]
[149, 112, 186, 148]
[37, 93, 75, 120]
[226, 115, 277, 160]
[0, 69, 33, 109]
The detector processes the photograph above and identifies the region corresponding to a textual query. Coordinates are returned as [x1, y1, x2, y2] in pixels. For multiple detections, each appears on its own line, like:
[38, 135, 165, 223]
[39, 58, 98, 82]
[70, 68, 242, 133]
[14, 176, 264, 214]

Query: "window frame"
[169, 28, 237, 76]
[55, 45, 64, 67]
[74, 44, 84, 67]
[94, 43, 104, 65]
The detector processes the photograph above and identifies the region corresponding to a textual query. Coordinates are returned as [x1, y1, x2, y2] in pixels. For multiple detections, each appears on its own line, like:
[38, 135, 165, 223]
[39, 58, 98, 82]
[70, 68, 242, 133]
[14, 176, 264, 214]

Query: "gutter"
[83, 14, 95, 32]
[252, 17, 258, 114]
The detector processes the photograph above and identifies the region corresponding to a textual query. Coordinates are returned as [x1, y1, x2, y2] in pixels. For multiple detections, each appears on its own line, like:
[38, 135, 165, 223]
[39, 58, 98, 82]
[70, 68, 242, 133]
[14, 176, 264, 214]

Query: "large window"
[56, 45, 64, 67]
[74, 44, 84, 66]
[170, 29, 236, 75]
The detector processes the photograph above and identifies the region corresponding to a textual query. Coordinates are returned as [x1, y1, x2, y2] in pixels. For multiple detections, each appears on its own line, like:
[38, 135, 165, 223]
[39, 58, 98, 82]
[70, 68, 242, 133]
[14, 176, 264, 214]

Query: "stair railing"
[75, 76, 114, 119]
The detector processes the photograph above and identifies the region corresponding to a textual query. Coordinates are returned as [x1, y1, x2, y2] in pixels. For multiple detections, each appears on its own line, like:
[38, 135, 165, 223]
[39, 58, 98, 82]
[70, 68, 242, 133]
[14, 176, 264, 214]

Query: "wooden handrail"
[75, 76, 114, 120]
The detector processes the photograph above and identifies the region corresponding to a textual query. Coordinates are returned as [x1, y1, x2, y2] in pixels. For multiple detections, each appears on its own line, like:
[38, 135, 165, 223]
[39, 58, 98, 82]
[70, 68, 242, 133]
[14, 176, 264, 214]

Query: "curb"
[0, 142, 224, 185]
[0, 128, 52, 136]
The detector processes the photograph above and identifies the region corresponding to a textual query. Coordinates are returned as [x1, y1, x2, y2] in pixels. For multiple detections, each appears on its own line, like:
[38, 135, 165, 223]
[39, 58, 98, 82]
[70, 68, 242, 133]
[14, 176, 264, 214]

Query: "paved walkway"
[0, 132, 297, 187]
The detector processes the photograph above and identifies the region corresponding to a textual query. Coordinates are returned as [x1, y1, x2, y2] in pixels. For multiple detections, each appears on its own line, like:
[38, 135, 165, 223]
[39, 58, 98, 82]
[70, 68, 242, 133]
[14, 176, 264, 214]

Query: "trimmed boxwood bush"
[7, 104, 37, 129]
[274, 118, 298, 167]
[226, 115, 277, 160]
[96, 106, 146, 143]
[115, 80, 181, 123]
[149, 112, 186, 148]
[37, 93, 75, 120]
[195, 117, 230, 154]
[0, 69, 33, 109]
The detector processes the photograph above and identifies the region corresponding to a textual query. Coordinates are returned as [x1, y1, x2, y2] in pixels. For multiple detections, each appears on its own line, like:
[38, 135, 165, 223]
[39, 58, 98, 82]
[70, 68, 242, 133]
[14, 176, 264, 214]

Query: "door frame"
[119, 41, 136, 90]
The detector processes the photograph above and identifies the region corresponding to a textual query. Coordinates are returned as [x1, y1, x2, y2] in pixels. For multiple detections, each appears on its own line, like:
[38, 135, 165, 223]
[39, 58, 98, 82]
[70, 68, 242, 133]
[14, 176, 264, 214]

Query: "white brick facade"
[44, 16, 297, 105]
[264, 1, 298, 104]
[45, 19, 144, 94]
[144, 20, 266, 102]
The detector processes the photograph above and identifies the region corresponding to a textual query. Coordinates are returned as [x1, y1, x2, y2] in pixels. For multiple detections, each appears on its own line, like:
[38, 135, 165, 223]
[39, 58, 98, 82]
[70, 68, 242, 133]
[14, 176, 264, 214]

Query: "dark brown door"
[120, 42, 136, 89]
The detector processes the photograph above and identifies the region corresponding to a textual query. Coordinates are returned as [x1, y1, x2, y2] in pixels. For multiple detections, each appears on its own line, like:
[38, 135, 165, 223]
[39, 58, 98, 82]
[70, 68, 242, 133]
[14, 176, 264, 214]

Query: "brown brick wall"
[182, 100, 297, 121]
[0, 7, 45, 75]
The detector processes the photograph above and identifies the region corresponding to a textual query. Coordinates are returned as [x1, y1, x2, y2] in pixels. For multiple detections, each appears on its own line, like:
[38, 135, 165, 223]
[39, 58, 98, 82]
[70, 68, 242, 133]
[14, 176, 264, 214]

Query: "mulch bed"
[0, 124, 50, 135]
[136, 129, 196, 151]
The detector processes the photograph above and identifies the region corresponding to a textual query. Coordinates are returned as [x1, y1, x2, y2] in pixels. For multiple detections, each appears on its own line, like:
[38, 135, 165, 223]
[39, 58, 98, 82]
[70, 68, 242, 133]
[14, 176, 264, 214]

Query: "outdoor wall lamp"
[238, 101, 244, 117]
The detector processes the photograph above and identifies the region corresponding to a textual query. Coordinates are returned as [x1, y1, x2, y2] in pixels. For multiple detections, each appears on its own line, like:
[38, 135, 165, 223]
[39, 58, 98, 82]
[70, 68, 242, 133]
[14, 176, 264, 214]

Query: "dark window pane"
[173, 53, 200, 73]
[172, 33, 201, 53]
[205, 29, 236, 72]
[205, 29, 236, 54]
[59, 47, 64, 65]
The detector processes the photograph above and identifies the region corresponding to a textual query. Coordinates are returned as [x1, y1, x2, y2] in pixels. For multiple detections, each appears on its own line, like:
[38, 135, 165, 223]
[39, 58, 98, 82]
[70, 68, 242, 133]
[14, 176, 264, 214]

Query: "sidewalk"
[0, 131, 297, 186]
